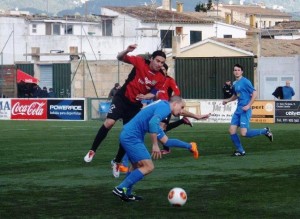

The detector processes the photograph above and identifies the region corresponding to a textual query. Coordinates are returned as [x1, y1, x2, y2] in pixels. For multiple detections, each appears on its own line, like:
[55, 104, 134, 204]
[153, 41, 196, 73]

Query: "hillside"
[0, 0, 299, 18]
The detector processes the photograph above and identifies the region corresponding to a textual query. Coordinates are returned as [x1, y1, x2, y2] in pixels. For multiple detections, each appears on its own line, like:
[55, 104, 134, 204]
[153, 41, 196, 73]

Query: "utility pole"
[47, 0, 49, 15]
[85, 0, 88, 19]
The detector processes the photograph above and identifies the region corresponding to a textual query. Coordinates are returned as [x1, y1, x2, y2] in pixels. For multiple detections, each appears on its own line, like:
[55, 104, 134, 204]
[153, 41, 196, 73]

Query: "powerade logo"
[50, 105, 82, 111]
[48, 99, 84, 120]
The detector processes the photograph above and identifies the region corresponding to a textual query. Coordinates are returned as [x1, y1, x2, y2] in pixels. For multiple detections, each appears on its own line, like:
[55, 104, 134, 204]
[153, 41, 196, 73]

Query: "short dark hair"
[114, 83, 120, 87]
[163, 63, 169, 71]
[151, 50, 166, 59]
[234, 63, 244, 71]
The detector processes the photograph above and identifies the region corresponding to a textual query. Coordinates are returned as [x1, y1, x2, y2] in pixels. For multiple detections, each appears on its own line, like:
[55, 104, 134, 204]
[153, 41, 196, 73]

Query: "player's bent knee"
[138, 160, 154, 175]
[240, 132, 247, 137]
[104, 119, 116, 129]
[240, 128, 247, 137]
[229, 129, 236, 135]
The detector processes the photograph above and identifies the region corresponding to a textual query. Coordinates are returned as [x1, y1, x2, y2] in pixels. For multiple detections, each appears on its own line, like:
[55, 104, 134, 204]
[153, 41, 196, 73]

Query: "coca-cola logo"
[12, 102, 45, 116]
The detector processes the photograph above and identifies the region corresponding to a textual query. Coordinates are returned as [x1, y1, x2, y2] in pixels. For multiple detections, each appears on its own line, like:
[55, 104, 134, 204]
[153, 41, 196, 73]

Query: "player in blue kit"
[222, 64, 273, 156]
[112, 96, 198, 201]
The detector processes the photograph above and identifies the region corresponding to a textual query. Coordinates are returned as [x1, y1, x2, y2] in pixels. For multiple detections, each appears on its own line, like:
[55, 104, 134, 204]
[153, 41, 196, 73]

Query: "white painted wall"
[0, 15, 160, 64]
[214, 22, 247, 38]
[258, 56, 300, 100]
[101, 8, 141, 38]
[29, 21, 101, 36]
[274, 35, 300, 40]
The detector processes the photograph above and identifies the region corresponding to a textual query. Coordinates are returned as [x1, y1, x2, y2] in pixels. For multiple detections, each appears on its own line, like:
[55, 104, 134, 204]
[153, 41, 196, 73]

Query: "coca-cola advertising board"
[11, 99, 47, 120]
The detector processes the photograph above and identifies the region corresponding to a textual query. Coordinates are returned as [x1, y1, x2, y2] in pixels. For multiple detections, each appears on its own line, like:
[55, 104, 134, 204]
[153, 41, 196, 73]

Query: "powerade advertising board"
[47, 99, 84, 120]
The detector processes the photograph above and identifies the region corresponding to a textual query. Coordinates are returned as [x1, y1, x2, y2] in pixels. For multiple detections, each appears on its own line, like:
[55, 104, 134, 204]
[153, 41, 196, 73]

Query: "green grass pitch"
[0, 120, 299, 218]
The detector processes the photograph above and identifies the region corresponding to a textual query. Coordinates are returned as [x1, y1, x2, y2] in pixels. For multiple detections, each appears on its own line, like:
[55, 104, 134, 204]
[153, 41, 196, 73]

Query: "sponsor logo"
[286, 111, 300, 116]
[265, 103, 273, 112]
[49, 105, 82, 110]
[138, 77, 156, 88]
[12, 102, 45, 116]
[0, 100, 10, 110]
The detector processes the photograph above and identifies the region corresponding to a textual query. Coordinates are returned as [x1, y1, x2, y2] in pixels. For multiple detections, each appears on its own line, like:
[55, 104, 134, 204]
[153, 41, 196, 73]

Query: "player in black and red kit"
[84, 44, 166, 166]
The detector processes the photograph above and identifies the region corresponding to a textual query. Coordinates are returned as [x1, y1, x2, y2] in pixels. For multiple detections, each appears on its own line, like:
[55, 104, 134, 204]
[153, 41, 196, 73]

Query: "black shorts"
[107, 94, 142, 124]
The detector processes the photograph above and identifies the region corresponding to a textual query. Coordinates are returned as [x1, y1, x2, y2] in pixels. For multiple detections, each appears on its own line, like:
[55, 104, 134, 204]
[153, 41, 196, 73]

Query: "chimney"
[172, 35, 181, 57]
[162, 0, 172, 11]
[225, 13, 231, 24]
[250, 14, 256, 28]
[176, 2, 183, 12]
[31, 47, 40, 61]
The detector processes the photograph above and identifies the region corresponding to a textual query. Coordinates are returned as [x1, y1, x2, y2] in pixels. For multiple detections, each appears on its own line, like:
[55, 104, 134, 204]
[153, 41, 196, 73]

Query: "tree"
[195, 0, 213, 12]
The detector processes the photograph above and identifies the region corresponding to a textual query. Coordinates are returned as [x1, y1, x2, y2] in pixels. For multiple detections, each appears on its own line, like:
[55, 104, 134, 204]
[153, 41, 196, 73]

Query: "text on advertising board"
[11, 99, 47, 120]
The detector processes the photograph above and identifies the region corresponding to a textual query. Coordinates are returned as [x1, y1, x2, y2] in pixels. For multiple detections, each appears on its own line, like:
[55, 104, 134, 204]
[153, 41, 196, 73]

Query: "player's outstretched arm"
[181, 109, 211, 120]
[222, 94, 237, 105]
[117, 44, 137, 61]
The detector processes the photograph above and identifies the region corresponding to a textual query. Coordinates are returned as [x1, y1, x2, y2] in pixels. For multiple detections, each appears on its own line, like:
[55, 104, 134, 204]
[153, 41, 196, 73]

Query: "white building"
[215, 4, 291, 29]
[0, 4, 249, 65]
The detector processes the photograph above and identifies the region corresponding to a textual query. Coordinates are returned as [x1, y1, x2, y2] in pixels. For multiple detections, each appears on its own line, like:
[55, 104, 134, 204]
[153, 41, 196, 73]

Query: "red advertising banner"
[11, 99, 47, 120]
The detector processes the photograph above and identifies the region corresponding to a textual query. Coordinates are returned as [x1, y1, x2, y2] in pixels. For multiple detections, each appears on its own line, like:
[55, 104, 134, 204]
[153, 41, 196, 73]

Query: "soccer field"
[0, 120, 299, 218]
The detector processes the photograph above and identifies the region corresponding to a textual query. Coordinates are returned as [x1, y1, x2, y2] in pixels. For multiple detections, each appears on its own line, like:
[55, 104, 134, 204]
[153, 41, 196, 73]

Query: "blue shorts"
[119, 131, 151, 163]
[231, 110, 252, 129]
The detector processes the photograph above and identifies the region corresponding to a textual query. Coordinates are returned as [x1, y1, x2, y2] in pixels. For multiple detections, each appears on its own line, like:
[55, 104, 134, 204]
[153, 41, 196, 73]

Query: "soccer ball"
[168, 187, 187, 206]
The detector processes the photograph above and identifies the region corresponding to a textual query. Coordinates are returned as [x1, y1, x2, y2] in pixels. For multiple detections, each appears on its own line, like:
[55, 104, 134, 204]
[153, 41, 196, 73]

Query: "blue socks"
[230, 134, 244, 153]
[117, 169, 144, 193]
[245, 129, 266, 138]
[164, 138, 191, 149]
[231, 129, 267, 152]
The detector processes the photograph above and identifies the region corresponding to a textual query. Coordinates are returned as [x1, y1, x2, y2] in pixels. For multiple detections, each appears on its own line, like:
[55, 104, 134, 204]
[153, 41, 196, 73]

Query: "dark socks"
[162, 145, 170, 151]
[91, 125, 110, 152]
[165, 119, 184, 132]
[114, 143, 126, 163]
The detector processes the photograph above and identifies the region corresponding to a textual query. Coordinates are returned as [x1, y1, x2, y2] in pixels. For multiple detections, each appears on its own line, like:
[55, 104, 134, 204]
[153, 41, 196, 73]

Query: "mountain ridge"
[0, 0, 299, 19]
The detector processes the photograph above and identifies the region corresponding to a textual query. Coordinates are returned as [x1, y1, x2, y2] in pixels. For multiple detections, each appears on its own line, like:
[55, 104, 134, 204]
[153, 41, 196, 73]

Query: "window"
[53, 23, 61, 35]
[102, 20, 112, 36]
[32, 24, 37, 33]
[160, 30, 174, 49]
[190, 31, 202, 44]
[223, 35, 232, 38]
[46, 23, 51, 35]
[269, 21, 272, 27]
[64, 24, 73, 35]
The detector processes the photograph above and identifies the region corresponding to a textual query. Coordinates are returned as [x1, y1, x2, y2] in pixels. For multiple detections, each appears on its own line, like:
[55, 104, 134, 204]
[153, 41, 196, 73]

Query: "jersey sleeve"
[123, 55, 143, 68]
[245, 79, 256, 94]
[169, 78, 180, 96]
[149, 101, 171, 133]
